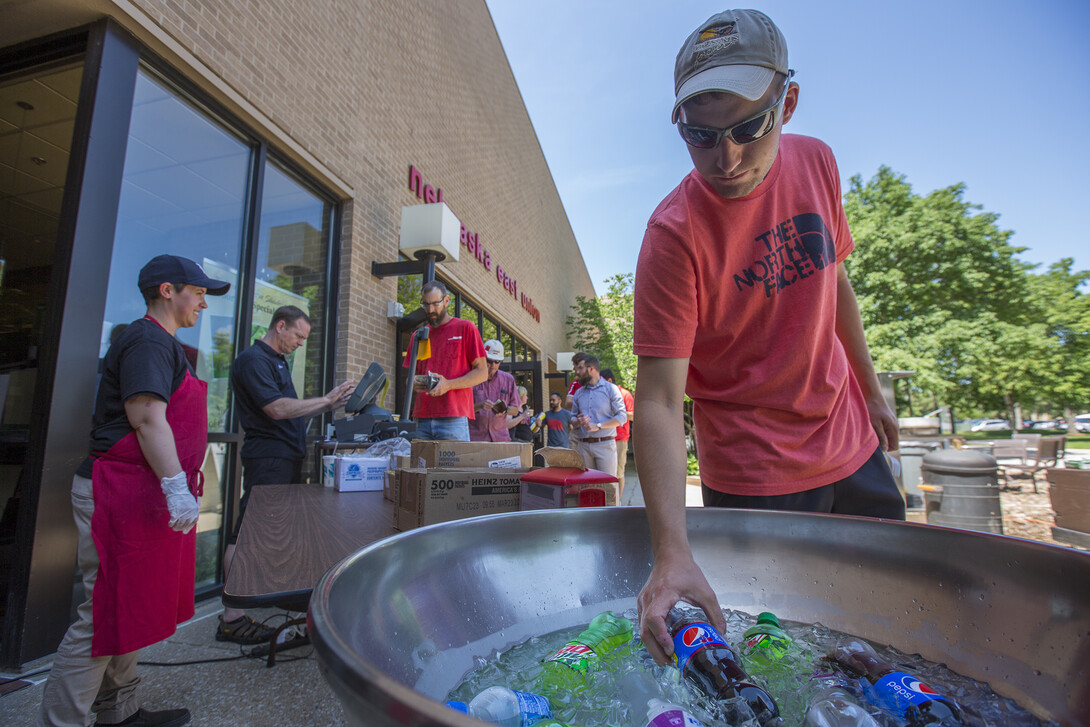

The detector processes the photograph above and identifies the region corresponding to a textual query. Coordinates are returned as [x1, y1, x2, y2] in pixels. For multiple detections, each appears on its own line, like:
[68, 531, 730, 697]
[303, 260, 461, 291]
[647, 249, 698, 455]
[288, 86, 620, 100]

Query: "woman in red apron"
[38, 255, 230, 727]
[90, 365, 206, 655]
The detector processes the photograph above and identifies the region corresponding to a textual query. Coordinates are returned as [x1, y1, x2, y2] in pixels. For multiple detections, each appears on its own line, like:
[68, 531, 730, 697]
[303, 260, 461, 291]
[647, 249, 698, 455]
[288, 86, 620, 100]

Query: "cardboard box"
[383, 469, 397, 501]
[1048, 468, 1090, 533]
[394, 467, 527, 531]
[409, 440, 531, 470]
[520, 447, 619, 510]
[335, 455, 387, 492]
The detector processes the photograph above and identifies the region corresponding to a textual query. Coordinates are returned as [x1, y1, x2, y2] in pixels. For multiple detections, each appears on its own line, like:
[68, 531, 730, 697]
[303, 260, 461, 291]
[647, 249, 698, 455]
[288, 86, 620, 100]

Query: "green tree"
[566, 272, 698, 462]
[565, 273, 636, 387]
[843, 166, 1054, 422]
[1024, 259, 1090, 425]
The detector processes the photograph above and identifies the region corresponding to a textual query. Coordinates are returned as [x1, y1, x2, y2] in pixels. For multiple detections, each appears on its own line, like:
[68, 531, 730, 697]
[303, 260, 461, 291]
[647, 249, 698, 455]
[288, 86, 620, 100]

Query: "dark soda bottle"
[666, 607, 779, 723]
[830, 637, 962, 726]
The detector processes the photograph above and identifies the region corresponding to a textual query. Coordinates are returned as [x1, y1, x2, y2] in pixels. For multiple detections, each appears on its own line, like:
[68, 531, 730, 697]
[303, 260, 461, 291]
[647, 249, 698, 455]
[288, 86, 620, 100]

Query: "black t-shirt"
[512, 404, 534, 442]
[231, 339, 307, 461]
[76, 317, 191, 478]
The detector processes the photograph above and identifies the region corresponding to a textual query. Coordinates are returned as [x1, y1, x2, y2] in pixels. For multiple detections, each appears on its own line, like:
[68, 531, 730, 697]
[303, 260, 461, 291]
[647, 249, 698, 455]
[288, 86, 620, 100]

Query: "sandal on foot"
[216, 615, 275, 645]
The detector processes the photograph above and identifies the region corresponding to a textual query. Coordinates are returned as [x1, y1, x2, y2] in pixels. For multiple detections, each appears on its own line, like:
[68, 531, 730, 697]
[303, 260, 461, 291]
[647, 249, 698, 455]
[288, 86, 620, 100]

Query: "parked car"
[1076, 414, 1090, 434]
[971, 419, 1011, 432]
[1031, 418, 1067, 431]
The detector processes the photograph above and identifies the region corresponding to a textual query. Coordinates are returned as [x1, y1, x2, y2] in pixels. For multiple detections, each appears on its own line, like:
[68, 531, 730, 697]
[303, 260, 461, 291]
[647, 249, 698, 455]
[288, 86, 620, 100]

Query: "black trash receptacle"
[922, 449, 1002, 534]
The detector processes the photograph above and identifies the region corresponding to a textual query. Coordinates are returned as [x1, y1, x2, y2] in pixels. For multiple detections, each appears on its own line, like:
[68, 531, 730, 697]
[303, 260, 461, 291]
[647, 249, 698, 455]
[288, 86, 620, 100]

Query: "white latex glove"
[160, 472, 199, 533]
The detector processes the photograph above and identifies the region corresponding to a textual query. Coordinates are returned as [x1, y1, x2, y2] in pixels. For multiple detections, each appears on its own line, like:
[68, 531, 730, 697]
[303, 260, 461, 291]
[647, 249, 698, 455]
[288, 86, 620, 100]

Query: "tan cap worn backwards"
[672, 8, 789, 122]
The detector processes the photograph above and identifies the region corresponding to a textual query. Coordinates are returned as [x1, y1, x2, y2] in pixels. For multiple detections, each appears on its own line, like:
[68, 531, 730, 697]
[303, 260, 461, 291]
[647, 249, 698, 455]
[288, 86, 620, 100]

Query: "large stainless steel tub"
[309, 508, 1090, 726]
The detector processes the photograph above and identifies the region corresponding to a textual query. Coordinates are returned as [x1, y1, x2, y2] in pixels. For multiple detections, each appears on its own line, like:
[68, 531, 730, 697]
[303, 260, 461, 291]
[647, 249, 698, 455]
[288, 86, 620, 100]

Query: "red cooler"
[520, 447, 619, 510]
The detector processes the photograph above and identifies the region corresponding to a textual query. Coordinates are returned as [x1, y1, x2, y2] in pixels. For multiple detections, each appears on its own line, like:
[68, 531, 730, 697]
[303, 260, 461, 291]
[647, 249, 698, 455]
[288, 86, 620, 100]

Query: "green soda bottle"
[740, 612, 791, 669]
[538, 611, 633, 691]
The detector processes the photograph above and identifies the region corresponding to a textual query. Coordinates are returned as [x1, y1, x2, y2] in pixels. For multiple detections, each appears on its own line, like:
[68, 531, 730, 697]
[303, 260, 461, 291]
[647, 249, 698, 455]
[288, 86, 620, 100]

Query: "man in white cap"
[633, 9, 904, 664]
[468, 339, 522, 442]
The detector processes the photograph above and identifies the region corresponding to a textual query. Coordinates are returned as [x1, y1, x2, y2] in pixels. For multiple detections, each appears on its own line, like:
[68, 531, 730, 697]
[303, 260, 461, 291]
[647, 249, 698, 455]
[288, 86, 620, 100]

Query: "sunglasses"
[677, 71, 794, 149]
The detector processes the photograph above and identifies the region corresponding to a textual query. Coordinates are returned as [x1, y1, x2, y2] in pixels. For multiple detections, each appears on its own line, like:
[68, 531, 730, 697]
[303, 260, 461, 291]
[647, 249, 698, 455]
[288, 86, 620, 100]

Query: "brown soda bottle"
[831, 637, 962, 726]
[666, 607, 779, 724]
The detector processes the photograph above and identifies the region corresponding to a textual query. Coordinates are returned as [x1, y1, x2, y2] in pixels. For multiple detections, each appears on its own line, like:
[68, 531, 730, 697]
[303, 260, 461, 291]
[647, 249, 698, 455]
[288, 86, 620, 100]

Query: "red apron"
[90, 368, 208, 656]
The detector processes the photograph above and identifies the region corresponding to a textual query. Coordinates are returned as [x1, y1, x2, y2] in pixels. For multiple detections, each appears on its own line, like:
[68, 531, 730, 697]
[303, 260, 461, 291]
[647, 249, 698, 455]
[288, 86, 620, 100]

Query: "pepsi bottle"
[666, 607, 779, 723]
[830, 637, 962, 726]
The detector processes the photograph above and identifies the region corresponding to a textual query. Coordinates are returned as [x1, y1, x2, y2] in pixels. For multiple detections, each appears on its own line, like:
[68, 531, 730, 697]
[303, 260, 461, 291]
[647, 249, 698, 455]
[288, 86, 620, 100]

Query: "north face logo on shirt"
[733, 212, 835, 298]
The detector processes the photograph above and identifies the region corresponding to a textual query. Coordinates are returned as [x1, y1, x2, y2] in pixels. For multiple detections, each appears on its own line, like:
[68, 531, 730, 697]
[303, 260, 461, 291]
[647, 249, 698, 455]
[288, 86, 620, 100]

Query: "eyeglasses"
[677, 71, 794, 149]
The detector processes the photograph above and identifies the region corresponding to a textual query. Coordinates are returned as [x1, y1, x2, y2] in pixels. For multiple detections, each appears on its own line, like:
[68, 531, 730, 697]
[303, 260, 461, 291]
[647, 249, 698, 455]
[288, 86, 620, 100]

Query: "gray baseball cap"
[672, 9, 789, 122]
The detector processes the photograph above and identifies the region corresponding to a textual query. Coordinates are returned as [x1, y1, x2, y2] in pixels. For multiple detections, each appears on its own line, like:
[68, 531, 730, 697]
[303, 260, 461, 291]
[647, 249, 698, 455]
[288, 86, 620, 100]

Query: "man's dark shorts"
[229, 457, 304, 543]
[701, 446, 905, 520]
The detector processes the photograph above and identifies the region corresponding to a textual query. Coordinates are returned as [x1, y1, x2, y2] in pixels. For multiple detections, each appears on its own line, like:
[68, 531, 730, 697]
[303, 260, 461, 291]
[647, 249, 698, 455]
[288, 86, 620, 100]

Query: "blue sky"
[486, 0, 1090, 294]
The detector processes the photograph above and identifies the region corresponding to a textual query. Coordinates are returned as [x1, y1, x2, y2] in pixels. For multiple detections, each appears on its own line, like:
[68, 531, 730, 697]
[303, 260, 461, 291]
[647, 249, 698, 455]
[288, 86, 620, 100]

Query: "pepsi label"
[671, 621, 728, 674]
[864, 671, 955, 715]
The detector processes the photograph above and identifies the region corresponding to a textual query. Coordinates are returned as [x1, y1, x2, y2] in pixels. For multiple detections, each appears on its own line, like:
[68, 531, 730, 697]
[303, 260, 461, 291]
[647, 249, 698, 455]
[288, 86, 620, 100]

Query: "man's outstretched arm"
[634, 355, 725, 665]
[834, 264, 899, 452]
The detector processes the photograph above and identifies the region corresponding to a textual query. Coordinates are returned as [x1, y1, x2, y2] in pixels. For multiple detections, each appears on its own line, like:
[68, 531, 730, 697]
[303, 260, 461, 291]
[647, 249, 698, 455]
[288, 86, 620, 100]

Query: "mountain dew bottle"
[539, 611, 633, 691]
[740, 612, 791, 669]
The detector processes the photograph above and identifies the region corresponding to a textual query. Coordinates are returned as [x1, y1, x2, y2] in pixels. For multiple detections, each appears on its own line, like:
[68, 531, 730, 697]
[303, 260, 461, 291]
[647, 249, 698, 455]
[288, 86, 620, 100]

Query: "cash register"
[331, 362, 415, 442]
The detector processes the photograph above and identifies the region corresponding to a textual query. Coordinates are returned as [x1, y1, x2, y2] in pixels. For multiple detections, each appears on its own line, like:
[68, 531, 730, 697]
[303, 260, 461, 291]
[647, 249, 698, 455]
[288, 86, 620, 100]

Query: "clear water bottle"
[619, 670, 666, 727]
[802, 671, 881, 727]
[445, 686, 551, 727]
[644, 698, 706, 727]
[539, 611, 634, 691]
[830, 637, 962, 725]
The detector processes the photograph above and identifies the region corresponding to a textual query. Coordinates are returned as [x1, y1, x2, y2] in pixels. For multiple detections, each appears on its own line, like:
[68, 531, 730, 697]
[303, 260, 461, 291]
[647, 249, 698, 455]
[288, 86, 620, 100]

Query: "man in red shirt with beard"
[407, 281, 488, 441]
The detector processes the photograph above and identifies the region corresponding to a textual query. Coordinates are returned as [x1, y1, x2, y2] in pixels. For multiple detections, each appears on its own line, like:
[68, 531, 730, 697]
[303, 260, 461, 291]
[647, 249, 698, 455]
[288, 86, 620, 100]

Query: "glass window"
[458, 299, 479, 329]
[0, 57, 84, 621]
[101, 69, 251, 432]
[99, 68, 252, 588]
[503, 332, 515, 364]
[397, 274, 421, 315]
[248, 160, 333, 412]
[195, 442, 228, 590]
[481, 317, 498, 346]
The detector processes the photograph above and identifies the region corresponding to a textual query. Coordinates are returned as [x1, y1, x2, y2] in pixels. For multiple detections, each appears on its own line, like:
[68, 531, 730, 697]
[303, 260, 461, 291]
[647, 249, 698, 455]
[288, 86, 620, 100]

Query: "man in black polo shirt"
[216, 305, 353, 643]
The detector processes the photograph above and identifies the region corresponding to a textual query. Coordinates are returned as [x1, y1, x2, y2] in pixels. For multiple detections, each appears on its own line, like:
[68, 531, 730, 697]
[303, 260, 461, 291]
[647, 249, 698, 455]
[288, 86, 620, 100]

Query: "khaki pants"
[615, 439, 628, 495]
[38, 475, 140, 727]
[578, 439, 617, 478]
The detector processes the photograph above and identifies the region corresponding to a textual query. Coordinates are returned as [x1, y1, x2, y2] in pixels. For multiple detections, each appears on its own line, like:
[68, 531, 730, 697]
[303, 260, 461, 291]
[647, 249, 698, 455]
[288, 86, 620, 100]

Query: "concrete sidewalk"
[0, 601, 346, 726]
[618, 455, 703, 508]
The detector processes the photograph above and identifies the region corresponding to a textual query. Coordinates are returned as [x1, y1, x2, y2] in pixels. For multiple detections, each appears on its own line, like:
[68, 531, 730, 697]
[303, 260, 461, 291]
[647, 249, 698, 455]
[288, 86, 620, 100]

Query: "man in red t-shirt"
[564, 352, 588, 453]
[563, 351, 587, 407]
[600, 368, 634, 493]
[633, 9, 904, 667]
[407, 281, 488, 441]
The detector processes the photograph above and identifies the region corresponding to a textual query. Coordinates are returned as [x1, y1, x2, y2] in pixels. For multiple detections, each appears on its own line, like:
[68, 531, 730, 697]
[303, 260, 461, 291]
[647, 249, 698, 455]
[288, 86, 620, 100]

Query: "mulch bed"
[999, 477, 1066, 546]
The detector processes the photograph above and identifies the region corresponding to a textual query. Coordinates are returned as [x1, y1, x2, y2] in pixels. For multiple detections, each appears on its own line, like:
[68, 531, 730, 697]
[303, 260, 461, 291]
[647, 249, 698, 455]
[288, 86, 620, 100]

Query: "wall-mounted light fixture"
[371, 202, 461, 284]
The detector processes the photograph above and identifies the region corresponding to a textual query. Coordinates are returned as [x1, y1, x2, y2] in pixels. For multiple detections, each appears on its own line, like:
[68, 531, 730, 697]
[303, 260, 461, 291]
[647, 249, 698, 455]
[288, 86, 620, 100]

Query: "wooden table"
[223, 484, 396, 612]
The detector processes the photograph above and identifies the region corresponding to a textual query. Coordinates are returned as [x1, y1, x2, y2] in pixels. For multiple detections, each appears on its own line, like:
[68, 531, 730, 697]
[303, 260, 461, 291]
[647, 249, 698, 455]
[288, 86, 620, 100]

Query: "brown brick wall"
[121, 0, 597, 381]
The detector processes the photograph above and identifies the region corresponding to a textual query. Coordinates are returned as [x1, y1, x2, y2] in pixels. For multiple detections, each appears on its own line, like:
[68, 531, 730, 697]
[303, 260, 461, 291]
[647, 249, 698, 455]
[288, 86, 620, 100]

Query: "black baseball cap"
[138, 254, 231, 296]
